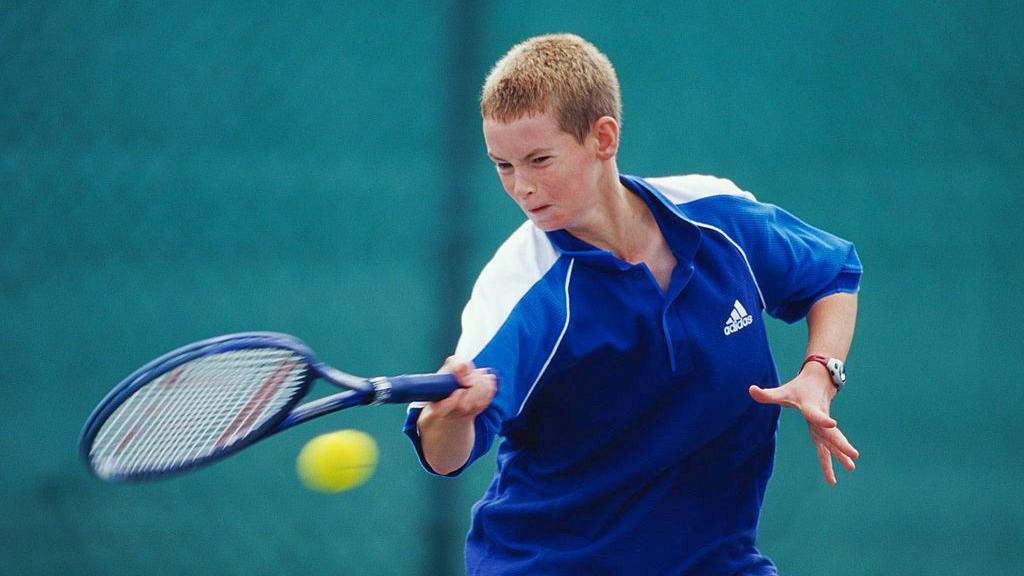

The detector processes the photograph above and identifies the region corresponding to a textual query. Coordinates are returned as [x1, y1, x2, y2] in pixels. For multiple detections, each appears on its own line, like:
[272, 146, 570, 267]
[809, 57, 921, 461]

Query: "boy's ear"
[591, 116, 620, 160]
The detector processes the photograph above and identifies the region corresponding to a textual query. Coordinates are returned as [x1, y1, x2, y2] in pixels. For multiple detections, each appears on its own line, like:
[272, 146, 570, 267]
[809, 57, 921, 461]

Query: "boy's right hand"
[416, 357, 497, 475]
[424, 356, 497, 422]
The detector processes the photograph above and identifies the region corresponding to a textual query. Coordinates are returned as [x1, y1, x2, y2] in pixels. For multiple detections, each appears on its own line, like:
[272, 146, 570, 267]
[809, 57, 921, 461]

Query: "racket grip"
[372, 373, 460, 405]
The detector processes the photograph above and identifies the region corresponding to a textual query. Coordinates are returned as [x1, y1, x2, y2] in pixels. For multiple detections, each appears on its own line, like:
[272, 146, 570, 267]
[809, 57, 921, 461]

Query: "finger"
[814, 424, 860, 460]
[810, 426, 858, 472]
[451, 372, 496, 412]
[450, 361, 478, 388]
[463, 372, 497, 400]
[430, 388, 467, 416]
[457, 390, 490, 415]
[801, 404, 837, 429]
[437, 356, 456, 374]
[748, 385, 795, 409]
[832, 445, 857, 472]
[440, 356, 475, 373]
[814, 436, 837, 486]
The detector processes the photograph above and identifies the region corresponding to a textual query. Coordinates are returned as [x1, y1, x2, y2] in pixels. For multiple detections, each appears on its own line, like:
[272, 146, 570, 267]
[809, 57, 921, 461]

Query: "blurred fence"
[2, 2, 1021, 574]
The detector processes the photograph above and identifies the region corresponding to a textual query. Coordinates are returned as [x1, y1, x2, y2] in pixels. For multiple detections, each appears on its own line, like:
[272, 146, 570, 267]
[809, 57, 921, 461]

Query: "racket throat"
[369, 377, 392, 406]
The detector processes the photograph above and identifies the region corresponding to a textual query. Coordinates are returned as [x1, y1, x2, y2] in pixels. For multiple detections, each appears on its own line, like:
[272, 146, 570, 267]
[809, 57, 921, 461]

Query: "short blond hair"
[481, 33, 621, 143]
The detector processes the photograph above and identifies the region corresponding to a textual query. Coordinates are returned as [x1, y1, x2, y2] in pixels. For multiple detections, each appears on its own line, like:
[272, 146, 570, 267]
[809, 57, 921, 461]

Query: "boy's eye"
[532, 156, 551, 164]
[496, 162, 513, 171]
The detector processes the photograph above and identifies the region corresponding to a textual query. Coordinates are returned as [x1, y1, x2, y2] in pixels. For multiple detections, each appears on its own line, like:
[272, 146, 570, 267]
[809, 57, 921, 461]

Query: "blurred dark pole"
[427, 1, 484, 575]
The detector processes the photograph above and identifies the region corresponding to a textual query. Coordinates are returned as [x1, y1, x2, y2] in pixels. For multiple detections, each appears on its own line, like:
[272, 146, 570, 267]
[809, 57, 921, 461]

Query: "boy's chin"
[526, 216, 563, 232]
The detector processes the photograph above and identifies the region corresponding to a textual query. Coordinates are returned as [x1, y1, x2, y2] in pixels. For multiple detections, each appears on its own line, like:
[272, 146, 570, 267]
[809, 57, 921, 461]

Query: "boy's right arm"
[416, 357, 497, 475]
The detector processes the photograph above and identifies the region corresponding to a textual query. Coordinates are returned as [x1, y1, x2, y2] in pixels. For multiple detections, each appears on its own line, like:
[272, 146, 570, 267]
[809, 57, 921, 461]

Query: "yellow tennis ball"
[296, 429, 378, 493]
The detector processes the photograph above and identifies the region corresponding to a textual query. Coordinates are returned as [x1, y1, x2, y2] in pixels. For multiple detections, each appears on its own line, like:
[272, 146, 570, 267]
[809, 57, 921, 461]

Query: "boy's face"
[483, 110, 602, 232]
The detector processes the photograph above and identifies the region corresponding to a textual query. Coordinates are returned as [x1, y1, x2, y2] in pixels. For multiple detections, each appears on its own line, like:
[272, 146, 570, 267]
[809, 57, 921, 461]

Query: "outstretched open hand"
[749, 365, 859, 485]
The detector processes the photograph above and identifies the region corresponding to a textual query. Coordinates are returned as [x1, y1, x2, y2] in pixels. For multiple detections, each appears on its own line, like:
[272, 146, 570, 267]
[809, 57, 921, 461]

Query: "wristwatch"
[801, 354, 846, 391]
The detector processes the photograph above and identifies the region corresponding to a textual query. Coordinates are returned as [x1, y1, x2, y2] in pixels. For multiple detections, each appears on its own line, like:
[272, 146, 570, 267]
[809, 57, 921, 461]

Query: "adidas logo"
[723, 300, 753, 336]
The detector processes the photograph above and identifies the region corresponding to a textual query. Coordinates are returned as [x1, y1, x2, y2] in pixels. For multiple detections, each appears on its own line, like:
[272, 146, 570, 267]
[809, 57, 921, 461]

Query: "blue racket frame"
[79, 332, 457, 483]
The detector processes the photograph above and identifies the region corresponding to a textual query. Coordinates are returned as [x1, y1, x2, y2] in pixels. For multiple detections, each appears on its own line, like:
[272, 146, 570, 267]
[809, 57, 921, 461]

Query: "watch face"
[827, 358, 846, 385]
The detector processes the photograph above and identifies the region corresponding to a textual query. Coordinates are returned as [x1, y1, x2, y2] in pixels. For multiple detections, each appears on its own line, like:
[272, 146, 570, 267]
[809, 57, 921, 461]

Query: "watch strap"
[801, 354, 845, 390]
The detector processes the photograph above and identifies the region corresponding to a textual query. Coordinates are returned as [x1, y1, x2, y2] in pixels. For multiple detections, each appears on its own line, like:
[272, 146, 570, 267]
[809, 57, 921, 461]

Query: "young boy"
[404, 33, 861, 575]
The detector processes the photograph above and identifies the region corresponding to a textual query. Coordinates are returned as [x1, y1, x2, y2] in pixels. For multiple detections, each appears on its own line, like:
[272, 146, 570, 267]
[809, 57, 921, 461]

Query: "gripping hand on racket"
[417, 357, 497, 475]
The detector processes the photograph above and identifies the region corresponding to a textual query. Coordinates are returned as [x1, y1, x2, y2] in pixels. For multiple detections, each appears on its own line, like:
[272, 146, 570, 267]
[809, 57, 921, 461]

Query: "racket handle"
[370, 373, 460, 405]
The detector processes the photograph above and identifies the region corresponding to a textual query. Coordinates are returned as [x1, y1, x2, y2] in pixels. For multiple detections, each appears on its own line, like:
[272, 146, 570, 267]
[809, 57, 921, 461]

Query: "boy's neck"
[568, 172, 663, 264]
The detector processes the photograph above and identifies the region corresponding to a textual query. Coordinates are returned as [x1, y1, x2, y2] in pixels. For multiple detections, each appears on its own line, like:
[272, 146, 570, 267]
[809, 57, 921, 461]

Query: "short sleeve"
[683, 194, 862, 323]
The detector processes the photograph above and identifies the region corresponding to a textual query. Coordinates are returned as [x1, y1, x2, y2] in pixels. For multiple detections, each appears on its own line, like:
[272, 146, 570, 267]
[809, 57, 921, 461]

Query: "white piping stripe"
[516, 257, 574, 417]
[691, 222, 766, 310]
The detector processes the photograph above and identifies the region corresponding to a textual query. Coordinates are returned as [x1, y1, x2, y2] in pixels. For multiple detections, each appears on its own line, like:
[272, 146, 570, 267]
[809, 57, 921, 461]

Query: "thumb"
[748, 384, 789, 406]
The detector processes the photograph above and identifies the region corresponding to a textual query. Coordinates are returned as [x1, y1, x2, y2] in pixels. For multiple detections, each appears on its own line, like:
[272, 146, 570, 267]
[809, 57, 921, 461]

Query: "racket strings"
[90, 348, 307, 479]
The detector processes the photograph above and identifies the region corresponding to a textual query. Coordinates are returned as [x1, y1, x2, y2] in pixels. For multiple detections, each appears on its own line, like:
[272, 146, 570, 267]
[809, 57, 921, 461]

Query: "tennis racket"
[79, 332, 459, 483]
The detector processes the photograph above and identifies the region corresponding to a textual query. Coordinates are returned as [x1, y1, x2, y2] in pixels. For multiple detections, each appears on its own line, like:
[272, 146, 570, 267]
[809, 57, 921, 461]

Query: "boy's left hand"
[748, 364, 860, 485]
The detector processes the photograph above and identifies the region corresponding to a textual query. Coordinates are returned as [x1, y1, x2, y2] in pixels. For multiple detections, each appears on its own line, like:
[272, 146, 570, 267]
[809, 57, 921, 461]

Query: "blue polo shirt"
[405, 174, 862, 575]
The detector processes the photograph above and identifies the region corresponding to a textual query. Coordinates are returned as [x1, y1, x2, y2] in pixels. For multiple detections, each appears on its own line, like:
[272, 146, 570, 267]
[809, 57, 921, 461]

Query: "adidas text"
[723, 315, 753, 335]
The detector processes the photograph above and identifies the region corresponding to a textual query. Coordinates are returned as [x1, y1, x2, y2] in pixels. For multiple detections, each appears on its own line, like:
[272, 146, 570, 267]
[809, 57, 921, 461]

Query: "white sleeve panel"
[454, 220, 561, 361]
[645, 174, 757, 204]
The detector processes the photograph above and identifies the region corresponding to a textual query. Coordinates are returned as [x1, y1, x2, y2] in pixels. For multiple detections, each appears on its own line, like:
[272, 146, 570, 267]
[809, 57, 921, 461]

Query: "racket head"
[80, 332, 325, 482]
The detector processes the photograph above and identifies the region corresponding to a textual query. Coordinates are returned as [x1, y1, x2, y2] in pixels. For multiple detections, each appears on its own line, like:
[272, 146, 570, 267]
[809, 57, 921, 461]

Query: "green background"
[2, 2, 1021, 574]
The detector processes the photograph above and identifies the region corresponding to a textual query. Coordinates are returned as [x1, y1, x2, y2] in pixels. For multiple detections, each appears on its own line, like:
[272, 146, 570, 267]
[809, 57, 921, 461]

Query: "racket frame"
[79, 332, 379, 482]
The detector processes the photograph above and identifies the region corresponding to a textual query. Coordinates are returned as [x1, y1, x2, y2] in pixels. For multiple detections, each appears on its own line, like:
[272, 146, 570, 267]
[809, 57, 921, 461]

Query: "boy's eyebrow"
[487, 147, 554, 162]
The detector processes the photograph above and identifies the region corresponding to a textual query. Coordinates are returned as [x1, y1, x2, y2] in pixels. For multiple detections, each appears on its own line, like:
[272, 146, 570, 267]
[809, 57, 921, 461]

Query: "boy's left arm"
[749, 291, 860, 485]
